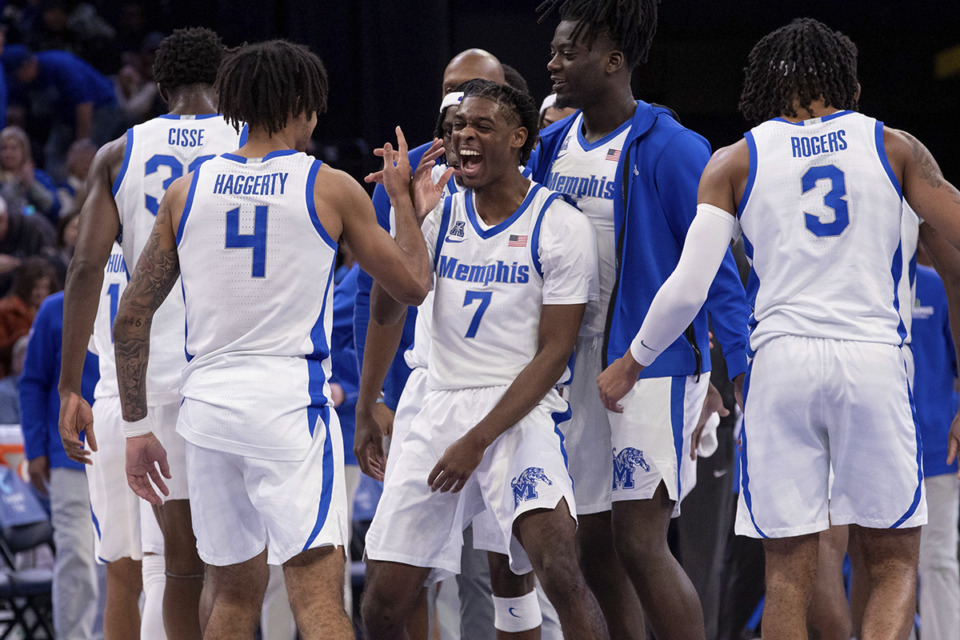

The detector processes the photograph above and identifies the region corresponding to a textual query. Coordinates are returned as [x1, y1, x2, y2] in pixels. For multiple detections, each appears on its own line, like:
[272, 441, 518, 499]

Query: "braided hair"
[739, 18, 859, 124]
[216, 40, 328, 136]
[459, 79, 540, 166]
[537, 0, 659, 68]
[153, 27, 225, 94]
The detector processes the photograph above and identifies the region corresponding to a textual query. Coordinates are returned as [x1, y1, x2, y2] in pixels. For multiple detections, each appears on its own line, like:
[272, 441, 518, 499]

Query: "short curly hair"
[459, 79, 540, 166]
[153, 27, 225, 94]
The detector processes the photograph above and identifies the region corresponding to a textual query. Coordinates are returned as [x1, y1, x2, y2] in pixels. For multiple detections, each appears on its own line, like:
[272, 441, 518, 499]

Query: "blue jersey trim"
[670, 377, 686, 499]
[175, 169, 202, 245]
[530, 192, 559, 278]
[737, 131, 758, 219]
[445, 172, 459, 195]
[239, 124, 249, 147]
[575, 116, 632, 152]
[307, 255, 337, 431]
[90, 505, 101, 541]
[465, 184, 542, 239]
[738, 363, 768, 538]
[112, 128, 135, 197]
[890, 239, 908, 344]
[158, 113, 219, 120]
[182, 280, 193, 363]
[302, 405, 335, 552]
[220, 149, 298, 164]
[305, 159, 337, 251]
[433, 197, 454, 272]
[874, 121, 903, 199]
[891, 375, 924, 528]
[771, 110, 852, 126]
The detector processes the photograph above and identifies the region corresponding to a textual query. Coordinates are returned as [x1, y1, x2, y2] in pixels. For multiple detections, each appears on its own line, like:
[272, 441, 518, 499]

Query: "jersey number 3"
[144, 154, 215, 216]
[225, 205, 268, 278]
[802, 164, 849, 237]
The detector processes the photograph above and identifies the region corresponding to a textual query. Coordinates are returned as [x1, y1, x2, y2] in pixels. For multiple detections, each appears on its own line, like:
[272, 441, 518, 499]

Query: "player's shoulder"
[314, 161, 369, 207]
[540, 189, 594, 236]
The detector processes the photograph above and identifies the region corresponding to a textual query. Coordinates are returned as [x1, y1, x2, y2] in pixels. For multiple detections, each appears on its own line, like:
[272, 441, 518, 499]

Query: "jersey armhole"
[433, 197, 454, 272]
[175, 169, 202, 245]
[875, 121, 904, 199]
[111, 128, 135, 197]
[305, 159, 338, 251]
[736, 131, 758, 220]
[530, 192, 560, 278]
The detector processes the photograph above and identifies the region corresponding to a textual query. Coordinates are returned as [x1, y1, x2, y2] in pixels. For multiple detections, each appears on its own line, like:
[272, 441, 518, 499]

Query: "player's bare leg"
[201, 549, 269, 639]
[284, 546, 354, 639]
[576, 511, 645, 639]
[362, 560, 432, 640]
[807, 524, 851, 640]
[847, 526, 869, 638]
[104, 557, 142, 639]
[488, 551, 539, 639]
[761, 533, 819, 640]
[406, 587, 429, 640]
[514, 499, 609, 640]
[856, 526, 920, 640]
[154, 500, 204, 639]
[612, 482, 705, 640]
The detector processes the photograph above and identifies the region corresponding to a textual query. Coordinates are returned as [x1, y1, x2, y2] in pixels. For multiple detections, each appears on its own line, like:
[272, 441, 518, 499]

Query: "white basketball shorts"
[365, 386, 575, 584]
[185, 404, 348, 566]
[736, 335, 926, 539]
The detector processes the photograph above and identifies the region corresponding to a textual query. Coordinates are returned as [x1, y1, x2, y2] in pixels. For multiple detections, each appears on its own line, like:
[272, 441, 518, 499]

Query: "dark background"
[128, 0, 960, 184]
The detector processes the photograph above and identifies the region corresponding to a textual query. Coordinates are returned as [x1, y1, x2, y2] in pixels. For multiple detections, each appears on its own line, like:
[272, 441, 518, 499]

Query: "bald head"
[442, 49, 504, 96]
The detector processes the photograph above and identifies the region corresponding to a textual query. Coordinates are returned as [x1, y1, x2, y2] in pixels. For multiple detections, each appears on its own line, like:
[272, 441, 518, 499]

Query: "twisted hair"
[153, 27, 225, 93]
[460, 79, 540, 166]
[739, 18, 859, 124]
[537, 0, 659, 68]
[216, 40, 328, 136]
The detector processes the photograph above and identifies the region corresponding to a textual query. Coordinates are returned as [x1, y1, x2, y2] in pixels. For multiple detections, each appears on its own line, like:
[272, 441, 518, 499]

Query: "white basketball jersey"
[738, 111, 906, 351]
[175, 150, 338, 460]
[424, 183, 598, 391]
[92, 242, 127, 400]
[113, 114, 243, 403]
[404, 165, 461, 371]
[542, 113, 630, 338]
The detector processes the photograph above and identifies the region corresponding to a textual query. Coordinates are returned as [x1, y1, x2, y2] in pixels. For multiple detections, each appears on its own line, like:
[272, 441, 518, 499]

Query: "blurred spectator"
[0, 256, 55, 375]
[0, 125, 62, 222]
[19, 288, 100, 638]
[502, 63, 529, 94]
[114, 58, 158, 125]
[0, 27, 8, 130]
[44, 209, 77, 285]
[28, 0, 119, 73]
[0, 333, 28, 422]
[55, 138, 95, 214]
[0, 194, 55, 294]
[1, 43, 119, 179]
[538, 94, 577, 129]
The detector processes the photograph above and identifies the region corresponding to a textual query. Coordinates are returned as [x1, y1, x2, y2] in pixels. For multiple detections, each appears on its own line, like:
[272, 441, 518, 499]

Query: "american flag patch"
[605, 148, 621, 162]
[508, 234, 528, 247]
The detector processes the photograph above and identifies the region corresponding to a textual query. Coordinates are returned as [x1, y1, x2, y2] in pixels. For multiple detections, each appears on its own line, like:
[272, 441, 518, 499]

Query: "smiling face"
[547, 20, 620, 110]
[451, 96, 527, 190]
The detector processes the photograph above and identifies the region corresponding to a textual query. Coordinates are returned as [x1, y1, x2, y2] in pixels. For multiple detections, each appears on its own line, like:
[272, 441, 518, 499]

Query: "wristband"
[122, 413, 155, 438]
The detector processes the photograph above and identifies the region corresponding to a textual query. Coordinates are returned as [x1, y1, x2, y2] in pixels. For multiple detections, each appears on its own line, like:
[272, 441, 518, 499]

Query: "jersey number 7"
[463, 290, 492, 338]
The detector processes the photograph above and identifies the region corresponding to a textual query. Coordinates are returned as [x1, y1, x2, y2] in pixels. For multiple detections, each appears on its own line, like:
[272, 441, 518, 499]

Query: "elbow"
[395, 281, 429, 307]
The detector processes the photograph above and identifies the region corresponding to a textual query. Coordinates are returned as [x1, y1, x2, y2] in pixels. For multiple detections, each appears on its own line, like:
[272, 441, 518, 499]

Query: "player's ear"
[607, 50, 625, 74]
[511, 126, 529, 153]
[854, 83, 861, 104]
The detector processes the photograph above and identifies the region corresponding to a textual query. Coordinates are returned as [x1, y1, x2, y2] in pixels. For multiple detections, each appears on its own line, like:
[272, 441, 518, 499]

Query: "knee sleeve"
[140, 554, 166, 640]
[493, 590, 542, 633]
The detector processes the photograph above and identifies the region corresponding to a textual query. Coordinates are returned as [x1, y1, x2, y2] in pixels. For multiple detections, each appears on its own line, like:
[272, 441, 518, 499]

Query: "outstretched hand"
[412, 139, 454, 220]
[364, 127, 413, 200]
[59, 390, 96, 465]
[126, 433, 171, 506]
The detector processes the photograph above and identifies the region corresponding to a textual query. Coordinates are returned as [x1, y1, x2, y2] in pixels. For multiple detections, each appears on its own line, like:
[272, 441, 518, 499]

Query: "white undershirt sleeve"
[629, 203, 739, 366]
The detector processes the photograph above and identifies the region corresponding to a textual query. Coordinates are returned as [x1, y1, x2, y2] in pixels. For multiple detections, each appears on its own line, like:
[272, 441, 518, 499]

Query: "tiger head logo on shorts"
[612, 447, 651, 491]
[511, 467, 553, 507]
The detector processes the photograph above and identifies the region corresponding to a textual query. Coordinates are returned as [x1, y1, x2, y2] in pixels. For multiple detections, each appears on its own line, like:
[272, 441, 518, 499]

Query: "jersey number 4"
[144, 154, 216, 216]
[802, 164, 849, 237]
[225, 205, 268, 278]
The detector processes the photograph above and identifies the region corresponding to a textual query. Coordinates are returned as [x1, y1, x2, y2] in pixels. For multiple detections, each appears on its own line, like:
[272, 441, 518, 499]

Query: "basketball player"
[528, 2, 750, 638]
[113, 40, 431, 639]
[58, 28, 241, 639]
[360, 79, 607, 640]
[598, 18, 960, 639]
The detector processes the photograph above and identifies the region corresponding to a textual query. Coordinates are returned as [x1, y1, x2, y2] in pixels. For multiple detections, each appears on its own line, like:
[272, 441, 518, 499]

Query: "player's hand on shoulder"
[125, 433, 170, 506]
[58, 389, 95, 465]
[428, 432, 486, 494]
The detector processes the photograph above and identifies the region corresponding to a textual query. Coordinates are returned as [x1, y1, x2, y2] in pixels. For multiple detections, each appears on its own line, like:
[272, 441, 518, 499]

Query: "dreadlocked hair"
[216, 40, 328, 136]
[153, 27, 225, 93]
[739, 18, 859, 125]
[460, 79, 540, 166]
[537, 0, 659, 68]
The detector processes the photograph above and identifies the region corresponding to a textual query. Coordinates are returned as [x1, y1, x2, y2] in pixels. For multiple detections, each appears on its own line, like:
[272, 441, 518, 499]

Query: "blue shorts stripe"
[670, 377, 685, 498]
[738, 363, 768, 538]
[891, 373, 924, 528]
[302, 405, 335, 552]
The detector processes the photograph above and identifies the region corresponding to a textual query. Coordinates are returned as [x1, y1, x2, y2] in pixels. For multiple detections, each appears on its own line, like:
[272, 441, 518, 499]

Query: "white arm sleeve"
[629, 203, 739, 366]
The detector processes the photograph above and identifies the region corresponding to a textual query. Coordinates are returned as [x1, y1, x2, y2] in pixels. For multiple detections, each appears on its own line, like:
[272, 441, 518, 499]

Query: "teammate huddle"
[51, 1, 960, 639]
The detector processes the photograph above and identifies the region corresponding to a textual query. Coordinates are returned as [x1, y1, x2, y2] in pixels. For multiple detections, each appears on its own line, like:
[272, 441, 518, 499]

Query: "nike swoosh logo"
[713, 469, 729, 478]
[509, 607, 521, 618]
[445, 238, 466, 243]
[639, 340, 656, 351]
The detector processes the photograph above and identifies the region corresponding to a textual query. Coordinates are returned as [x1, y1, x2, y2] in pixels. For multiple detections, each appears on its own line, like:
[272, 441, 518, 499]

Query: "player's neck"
[236, 128, 301, 158]
[780, 98, 845, 122]
[579, 85, 636, 143]
[472, 170, 531, 226]
[165, 87, 218, 117]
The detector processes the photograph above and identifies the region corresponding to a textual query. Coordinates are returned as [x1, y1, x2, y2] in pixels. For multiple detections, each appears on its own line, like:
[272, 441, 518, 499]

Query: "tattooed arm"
[114, 175, 187, 503]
